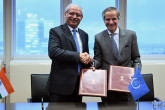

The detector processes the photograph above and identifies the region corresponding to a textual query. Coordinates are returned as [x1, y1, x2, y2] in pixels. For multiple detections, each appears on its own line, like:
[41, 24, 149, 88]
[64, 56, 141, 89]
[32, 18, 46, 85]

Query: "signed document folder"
[108, 65, 134, 92]
[79, 69, 107, 97]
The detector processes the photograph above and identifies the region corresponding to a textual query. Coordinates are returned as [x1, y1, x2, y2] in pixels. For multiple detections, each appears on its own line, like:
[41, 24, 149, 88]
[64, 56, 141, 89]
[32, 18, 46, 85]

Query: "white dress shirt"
[68, 26, 83, 53]
[107, 27, 119, 51]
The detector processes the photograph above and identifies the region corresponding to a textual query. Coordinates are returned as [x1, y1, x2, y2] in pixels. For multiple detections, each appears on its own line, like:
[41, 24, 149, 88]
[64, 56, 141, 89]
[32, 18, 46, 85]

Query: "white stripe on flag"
[0, 79, 8, 98]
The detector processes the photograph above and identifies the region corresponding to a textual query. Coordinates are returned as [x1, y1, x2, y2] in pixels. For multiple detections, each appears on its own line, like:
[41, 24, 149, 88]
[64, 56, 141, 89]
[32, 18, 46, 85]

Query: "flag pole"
[135, 63, 140, 110]
[138, 99, 139, 110]
[5, 97, 7, 110]
[2, 61, 7, 110]
[136, 63, 140, 110]
[137, 62, 140, 110]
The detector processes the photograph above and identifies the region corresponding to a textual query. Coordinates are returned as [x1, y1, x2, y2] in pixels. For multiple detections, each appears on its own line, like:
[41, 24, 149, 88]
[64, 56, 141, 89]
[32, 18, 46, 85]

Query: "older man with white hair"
[47, 3, 92, 102]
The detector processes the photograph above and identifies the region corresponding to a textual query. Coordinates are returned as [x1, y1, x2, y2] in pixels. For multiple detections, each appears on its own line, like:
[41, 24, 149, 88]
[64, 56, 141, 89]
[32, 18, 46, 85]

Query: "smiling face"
[64, 5, 83, 29]
[104, 10, 119, 33]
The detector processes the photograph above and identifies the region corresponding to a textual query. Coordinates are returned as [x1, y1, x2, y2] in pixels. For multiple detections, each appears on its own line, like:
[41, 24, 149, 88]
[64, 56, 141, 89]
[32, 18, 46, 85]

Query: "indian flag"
[0, 67, 14, 99]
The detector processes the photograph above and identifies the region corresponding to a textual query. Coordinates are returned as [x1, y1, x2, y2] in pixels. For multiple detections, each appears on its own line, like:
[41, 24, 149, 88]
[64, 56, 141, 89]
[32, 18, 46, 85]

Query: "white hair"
[65, 3, 83, 15]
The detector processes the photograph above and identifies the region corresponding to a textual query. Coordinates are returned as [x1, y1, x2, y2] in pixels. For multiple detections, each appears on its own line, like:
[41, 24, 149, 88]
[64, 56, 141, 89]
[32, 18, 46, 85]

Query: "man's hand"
[80, 52, 92, 65]
[90, 66, 96, 71]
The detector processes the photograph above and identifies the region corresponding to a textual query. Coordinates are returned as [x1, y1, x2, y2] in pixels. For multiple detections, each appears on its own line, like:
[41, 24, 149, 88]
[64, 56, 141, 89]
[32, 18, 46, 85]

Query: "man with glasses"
[47, 3, 92, 102]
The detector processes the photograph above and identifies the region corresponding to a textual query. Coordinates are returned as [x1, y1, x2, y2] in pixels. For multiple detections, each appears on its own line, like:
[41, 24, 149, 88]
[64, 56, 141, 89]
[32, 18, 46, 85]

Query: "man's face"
[104, 11, 118, 33]
[64, 6, 83, 29]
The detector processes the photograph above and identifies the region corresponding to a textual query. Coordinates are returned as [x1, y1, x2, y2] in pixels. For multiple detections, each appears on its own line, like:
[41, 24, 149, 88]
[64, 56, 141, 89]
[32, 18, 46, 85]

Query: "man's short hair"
[102, 7, 120, 20]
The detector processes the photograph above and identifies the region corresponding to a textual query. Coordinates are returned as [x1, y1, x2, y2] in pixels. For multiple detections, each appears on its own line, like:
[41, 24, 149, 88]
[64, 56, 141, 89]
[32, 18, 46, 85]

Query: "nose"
[109, 19, 113, 24]
[73, 14, 77, 18]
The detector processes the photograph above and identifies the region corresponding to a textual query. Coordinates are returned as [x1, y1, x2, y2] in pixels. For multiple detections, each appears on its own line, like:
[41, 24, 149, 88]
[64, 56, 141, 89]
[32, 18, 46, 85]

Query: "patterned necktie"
[72, 29, 80, 73]
[110, 33, 119, 60]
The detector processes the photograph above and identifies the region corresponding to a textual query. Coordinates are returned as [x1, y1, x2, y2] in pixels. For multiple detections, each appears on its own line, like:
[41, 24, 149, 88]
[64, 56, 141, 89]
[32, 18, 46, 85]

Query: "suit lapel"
[104, 30, 112, 49]
[62, 23, 77, 51]
[104, 28, 129, 58]
[119, 28, 128, 55]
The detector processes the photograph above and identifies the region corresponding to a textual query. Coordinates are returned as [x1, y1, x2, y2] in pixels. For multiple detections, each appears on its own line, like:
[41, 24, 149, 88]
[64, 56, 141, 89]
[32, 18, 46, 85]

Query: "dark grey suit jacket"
[94, 27, 142, 74]
[47, 23, 90, 95]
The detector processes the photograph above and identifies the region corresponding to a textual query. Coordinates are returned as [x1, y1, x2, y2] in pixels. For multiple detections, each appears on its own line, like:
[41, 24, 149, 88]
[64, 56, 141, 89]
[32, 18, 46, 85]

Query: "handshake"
[80, 52, 92, 65]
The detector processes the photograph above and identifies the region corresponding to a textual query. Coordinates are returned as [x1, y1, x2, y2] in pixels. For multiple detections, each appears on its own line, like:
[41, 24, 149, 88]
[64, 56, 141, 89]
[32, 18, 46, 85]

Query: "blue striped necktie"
[110, 33, 119, 60]
[72, 29, 80, 73]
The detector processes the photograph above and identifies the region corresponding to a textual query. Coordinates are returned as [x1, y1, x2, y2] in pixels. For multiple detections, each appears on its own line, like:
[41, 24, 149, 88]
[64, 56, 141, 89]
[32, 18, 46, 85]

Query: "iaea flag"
[128, 68, 150, 101]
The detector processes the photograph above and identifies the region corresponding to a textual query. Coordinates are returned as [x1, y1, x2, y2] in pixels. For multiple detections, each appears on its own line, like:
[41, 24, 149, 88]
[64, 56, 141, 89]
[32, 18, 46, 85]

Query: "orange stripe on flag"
[1, 67, 6, 74]
[0, 67, 14, 94]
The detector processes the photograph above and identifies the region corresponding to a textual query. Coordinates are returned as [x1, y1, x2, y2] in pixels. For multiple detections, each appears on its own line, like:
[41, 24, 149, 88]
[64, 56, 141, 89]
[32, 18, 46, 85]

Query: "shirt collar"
[68, 25, 78, 32]
[107, 27, 119, 35]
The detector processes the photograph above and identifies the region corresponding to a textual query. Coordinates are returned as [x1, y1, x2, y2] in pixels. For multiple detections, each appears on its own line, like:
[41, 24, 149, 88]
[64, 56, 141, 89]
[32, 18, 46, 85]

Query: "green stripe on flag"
[0, 94, 2, 99]
[0, 79, 8, 98]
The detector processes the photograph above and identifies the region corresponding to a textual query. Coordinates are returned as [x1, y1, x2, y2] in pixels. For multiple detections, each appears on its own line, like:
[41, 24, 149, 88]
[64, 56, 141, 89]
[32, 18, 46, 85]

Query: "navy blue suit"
[47, 23, 90, 97]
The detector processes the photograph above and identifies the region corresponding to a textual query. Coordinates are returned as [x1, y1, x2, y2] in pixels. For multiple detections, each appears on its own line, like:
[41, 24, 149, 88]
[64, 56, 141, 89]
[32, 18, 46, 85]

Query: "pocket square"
[125, 45, 129, 47]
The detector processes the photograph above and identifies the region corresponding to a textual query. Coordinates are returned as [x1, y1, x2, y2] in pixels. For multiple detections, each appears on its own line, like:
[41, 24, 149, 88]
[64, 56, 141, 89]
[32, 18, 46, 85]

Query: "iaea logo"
[131, 78, 140, 89]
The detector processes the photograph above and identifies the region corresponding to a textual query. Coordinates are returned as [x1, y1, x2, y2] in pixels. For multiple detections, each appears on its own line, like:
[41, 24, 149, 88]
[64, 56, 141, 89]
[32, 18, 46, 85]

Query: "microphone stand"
[41, 97, 44, 110]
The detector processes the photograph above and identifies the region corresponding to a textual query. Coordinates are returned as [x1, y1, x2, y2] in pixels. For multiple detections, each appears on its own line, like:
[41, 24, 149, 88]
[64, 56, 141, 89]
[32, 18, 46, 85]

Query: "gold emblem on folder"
[92, 80, 95, 84]
[120, 76, 124, 81]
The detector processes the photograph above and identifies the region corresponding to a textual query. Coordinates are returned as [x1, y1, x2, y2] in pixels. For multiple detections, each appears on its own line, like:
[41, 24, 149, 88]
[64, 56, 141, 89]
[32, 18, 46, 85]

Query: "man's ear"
[81, 15, 83, 19]
[64, 12, 67, 19]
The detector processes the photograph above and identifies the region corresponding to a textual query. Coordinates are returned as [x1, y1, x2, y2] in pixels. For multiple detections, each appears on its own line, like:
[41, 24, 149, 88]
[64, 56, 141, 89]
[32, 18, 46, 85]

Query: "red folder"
[108, 65, 134, 92]
[79, 69, 107, 97]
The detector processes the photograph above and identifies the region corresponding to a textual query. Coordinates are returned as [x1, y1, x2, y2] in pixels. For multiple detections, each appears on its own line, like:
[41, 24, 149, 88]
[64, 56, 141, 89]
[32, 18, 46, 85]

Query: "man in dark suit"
[93, 7, 142, 102]
[47, 4, 92, 102]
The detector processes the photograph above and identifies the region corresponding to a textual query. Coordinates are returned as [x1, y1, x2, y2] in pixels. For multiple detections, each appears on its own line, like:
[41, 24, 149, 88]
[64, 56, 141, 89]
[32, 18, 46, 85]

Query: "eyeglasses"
[68, 12, 82, 17]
